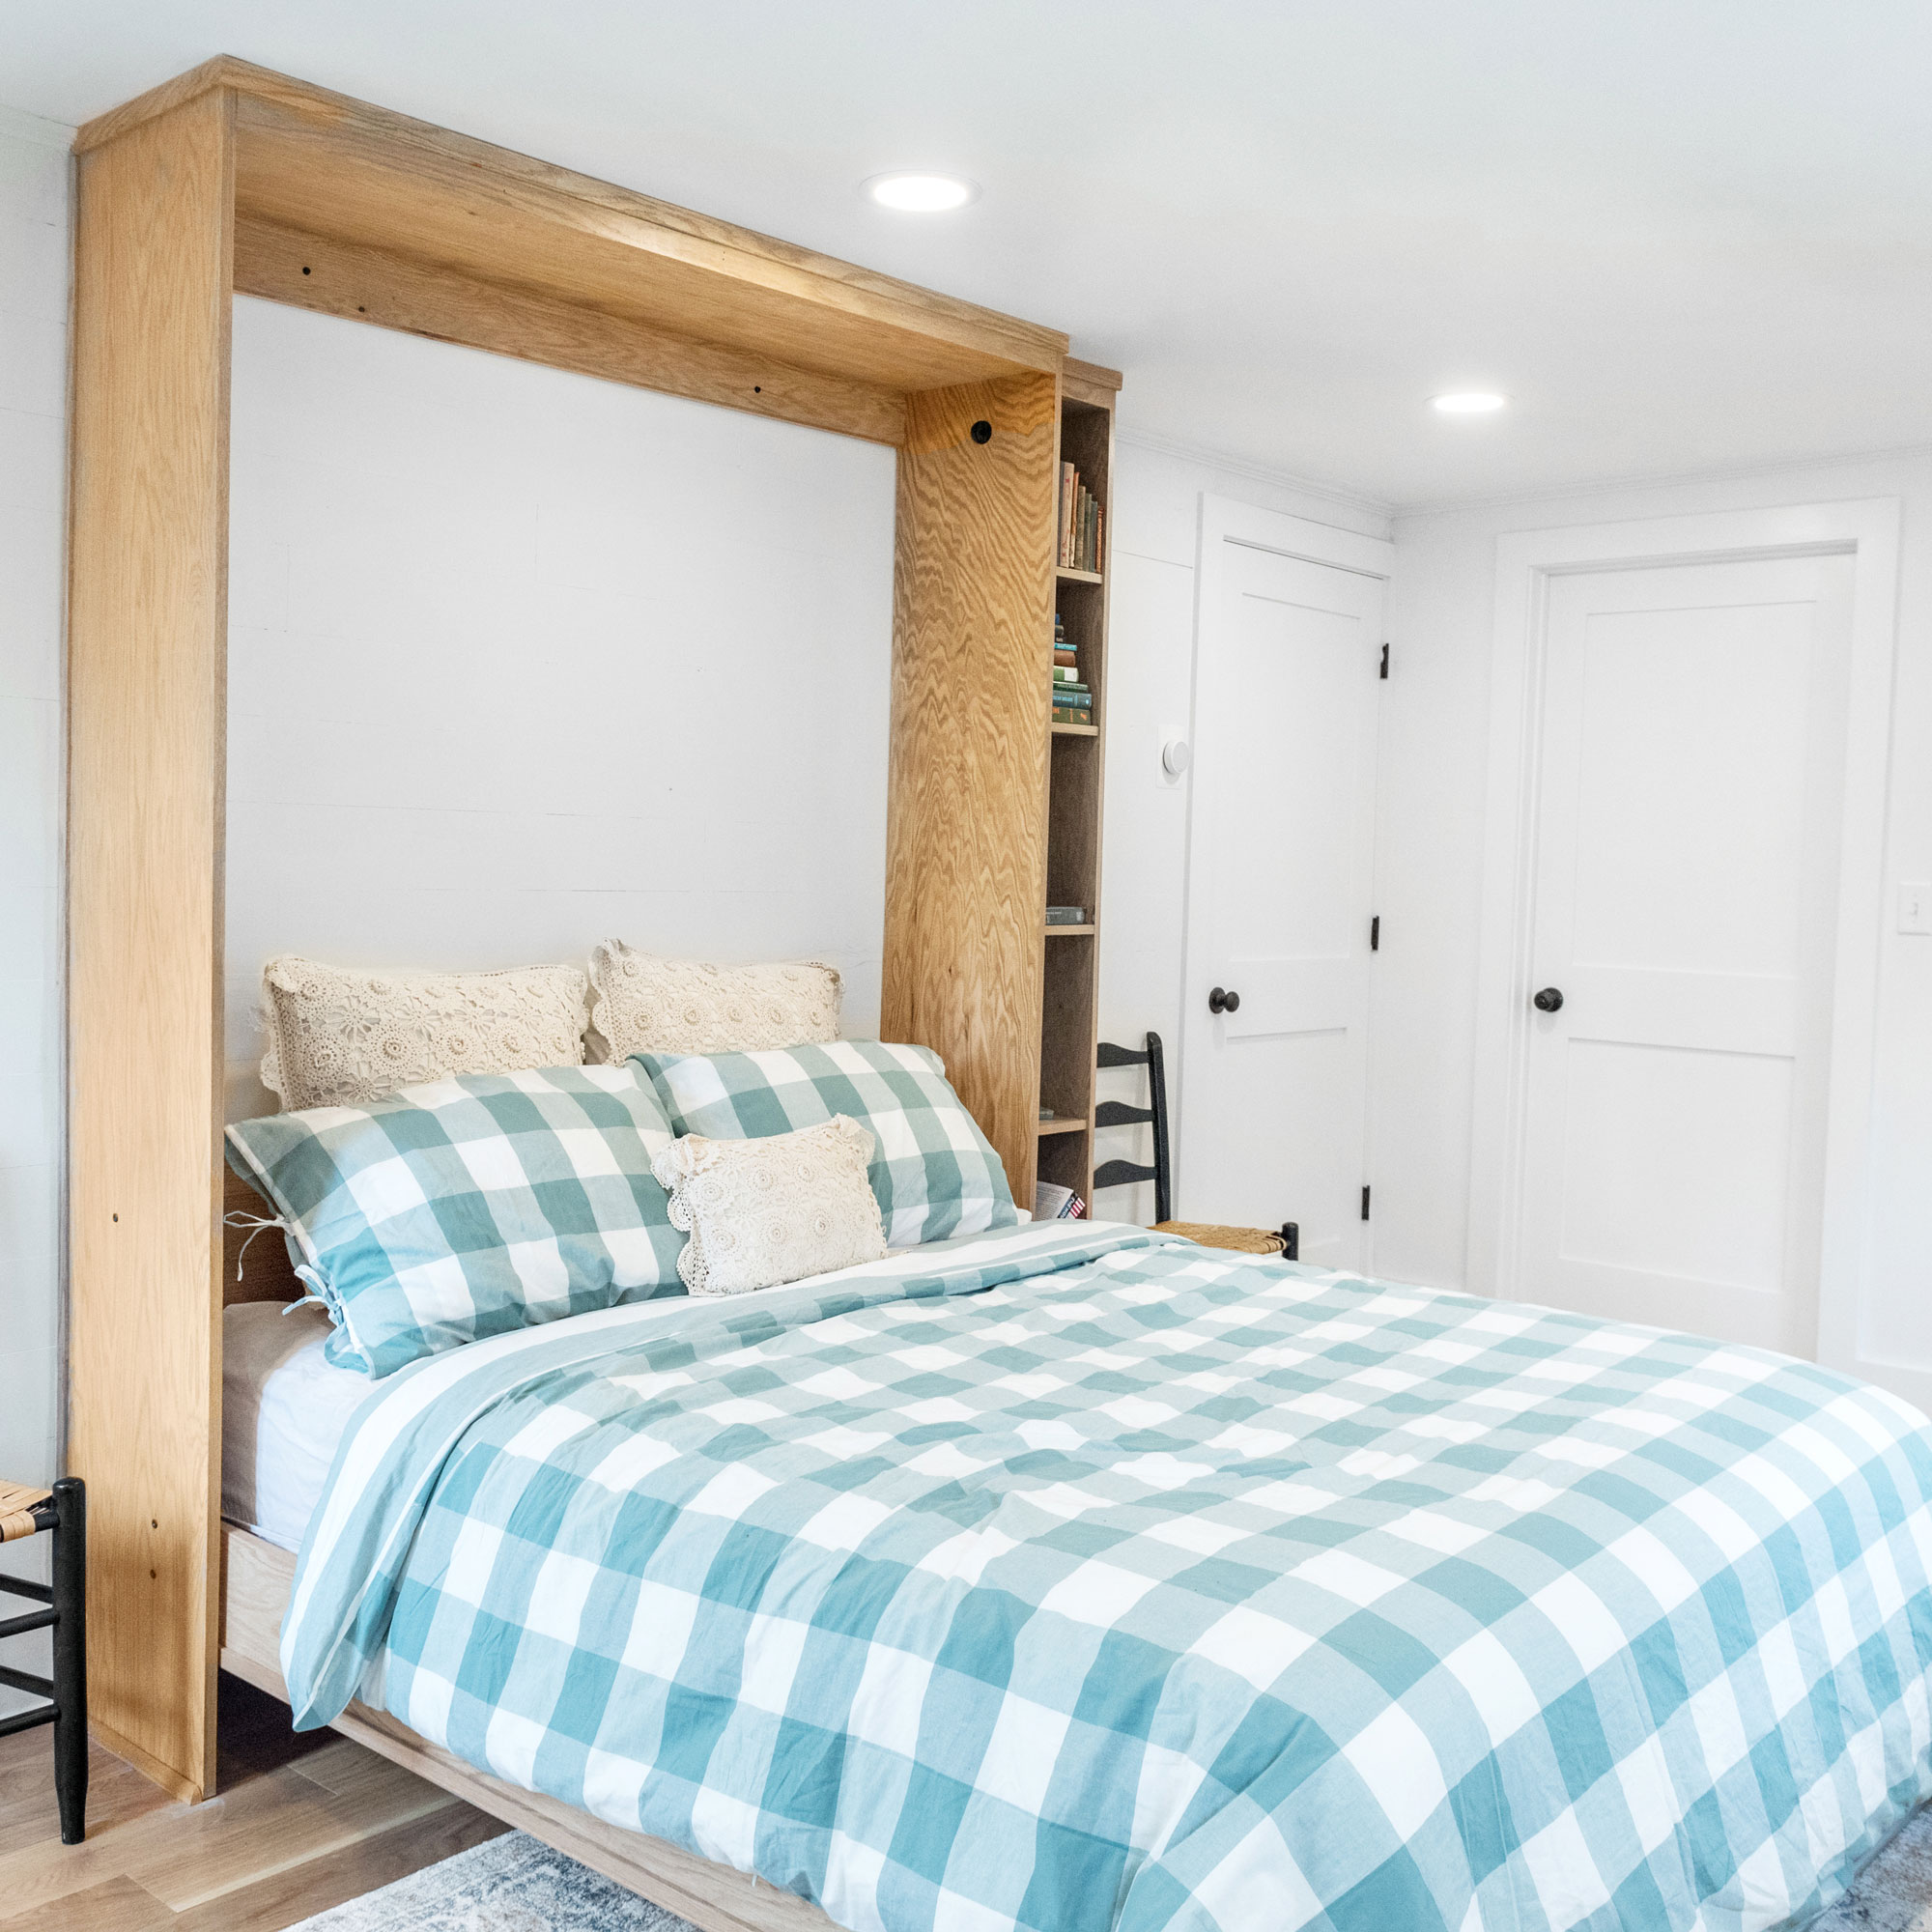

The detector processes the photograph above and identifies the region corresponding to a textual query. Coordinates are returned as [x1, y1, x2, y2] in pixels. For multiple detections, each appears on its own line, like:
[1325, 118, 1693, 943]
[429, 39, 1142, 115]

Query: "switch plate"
[1900, 882, 1932, 935]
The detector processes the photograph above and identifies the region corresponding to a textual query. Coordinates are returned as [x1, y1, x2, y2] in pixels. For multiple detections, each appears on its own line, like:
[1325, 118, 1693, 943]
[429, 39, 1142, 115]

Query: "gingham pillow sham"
[634, 1039, 1016, 1247]
[225, 1065, 686, 1378]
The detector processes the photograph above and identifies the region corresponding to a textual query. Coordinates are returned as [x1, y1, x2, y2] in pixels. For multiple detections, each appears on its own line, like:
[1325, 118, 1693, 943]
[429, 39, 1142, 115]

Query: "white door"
[1520, 554, 1853, 1352]
[1179, 528, 1386, 1266]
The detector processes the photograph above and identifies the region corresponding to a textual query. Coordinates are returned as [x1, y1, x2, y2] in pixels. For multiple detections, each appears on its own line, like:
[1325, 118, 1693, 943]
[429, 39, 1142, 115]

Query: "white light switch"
[1900, 882, 1932, 935]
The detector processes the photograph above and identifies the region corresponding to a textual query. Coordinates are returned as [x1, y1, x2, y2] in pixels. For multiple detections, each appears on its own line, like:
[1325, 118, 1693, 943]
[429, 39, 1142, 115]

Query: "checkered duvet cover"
[283, 1222, 1932, 1932]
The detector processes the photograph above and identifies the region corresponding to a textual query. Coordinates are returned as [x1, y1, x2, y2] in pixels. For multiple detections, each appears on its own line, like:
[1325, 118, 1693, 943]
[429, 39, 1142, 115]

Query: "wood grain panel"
[1061, 356, 1123, 408]
[67, 85, 237, 1805]
[234, 218, 906, 445]
[79, 58, 1066, 392]
[884, 374, 1060, 1197]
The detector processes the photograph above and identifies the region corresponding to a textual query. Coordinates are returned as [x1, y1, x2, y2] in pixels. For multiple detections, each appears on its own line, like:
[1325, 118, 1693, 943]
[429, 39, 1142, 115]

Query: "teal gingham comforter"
[282, 1222, 1932, 1932]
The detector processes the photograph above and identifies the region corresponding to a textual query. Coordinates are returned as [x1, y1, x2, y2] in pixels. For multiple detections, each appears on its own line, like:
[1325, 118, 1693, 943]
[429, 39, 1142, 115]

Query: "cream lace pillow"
[650, 1116, 886, 1296]
[260, 956, 590, 1110]
[587, 941, 841, 1060]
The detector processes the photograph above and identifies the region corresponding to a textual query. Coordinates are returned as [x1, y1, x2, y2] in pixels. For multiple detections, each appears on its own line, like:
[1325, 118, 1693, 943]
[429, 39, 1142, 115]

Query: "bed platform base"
[219, 1525, 835, 1932]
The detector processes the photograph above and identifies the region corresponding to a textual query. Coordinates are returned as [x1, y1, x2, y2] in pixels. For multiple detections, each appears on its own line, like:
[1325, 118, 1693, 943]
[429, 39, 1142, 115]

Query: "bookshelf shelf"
[1034, 359, 1121, 1214]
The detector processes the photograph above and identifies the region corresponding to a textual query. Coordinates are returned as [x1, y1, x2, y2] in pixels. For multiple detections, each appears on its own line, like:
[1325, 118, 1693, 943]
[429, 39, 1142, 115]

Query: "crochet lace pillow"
[260, 955, 589, 1111]
[587, 941, 841, 1060]
[650, 1116, 886, 1296]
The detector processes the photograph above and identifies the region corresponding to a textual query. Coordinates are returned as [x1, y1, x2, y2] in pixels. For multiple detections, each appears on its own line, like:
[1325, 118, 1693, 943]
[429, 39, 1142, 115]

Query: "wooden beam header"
[77, 58, 1071, 405]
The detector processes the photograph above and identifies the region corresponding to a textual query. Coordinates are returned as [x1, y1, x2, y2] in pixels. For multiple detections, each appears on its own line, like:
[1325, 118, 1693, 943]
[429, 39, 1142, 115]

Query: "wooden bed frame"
[66, 51, 1121, 1867]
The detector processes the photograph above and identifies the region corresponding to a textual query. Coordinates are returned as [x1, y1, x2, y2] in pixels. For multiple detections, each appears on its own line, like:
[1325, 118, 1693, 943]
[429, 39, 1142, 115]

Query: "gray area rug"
[294, 1814, 1932, 1930]
[290, 1831, 690, 1929]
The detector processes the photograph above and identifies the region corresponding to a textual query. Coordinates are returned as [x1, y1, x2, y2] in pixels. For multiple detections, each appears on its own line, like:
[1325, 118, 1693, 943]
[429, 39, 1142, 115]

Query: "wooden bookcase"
[1034, 363, 1121, 1210]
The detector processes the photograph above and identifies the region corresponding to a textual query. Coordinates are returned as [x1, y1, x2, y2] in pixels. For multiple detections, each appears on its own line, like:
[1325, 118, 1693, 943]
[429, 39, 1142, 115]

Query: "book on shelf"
[1053, 694, 1094, 712]
[1053, 611, 1066, 644]
[1054, 647, 1079, 668]
[1032, 1180, 1087, 1221]
[1044, 905, 1087, 924]
[1052, 668, 1085, 686]
[1052, 708, 1094, 726]
[1057, 463, 1104, 574]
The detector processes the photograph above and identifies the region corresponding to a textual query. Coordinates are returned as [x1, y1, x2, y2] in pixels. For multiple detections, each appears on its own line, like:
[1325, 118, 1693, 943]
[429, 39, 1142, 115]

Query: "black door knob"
[1208, 986, 1240, 1014]
[1533, 986, 1564, 1012]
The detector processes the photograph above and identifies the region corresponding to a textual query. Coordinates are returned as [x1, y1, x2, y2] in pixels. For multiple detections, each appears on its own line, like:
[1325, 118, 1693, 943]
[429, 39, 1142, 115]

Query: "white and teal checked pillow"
[635, 1040, 1016, 1248]
[225, 1065, 686, 1378]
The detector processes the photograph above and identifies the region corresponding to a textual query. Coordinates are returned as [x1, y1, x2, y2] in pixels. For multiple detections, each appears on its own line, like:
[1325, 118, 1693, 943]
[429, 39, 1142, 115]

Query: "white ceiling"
[7, 1, 1931, 508]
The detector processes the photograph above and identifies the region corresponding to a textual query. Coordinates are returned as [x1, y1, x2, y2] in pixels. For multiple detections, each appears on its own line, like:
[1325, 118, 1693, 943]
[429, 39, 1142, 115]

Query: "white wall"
[0, 103, 70, 1665]
[1094, 436, 1391, 1222]
[1375, 454, 1932, 1398]
[225, 298, 896, 1118]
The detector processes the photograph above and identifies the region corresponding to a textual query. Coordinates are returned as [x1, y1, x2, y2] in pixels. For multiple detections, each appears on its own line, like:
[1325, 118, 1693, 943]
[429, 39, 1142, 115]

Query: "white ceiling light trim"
[863, 171, 980, 212]
[1432, 391, 1509, 415]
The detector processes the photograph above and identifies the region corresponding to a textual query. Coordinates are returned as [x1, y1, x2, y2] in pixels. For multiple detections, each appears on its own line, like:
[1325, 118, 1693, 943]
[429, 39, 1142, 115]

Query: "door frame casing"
[1179, 496, 1395, 1227]
[1465, 498, 1902, 1379]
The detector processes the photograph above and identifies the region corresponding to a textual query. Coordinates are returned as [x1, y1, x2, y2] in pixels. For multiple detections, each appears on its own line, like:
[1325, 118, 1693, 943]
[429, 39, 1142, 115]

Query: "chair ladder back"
[1092, 1031, 1172, 1224]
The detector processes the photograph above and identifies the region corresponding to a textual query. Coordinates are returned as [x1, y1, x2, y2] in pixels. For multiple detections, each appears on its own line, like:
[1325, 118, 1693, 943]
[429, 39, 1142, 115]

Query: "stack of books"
[1058, 464, 1103, 574]
[1051, 616, 1092, 724]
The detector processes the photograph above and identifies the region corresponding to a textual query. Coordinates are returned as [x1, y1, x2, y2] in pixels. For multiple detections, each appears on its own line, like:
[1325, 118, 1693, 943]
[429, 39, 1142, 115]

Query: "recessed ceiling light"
[1432, 391, 1509, 415]
[864, 172, 980, 213]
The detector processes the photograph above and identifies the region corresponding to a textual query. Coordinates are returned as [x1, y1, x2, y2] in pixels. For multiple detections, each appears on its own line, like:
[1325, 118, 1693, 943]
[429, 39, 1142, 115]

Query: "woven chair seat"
[0, 1481, 51, 1544]
[1154, 1220, 1287, 1257]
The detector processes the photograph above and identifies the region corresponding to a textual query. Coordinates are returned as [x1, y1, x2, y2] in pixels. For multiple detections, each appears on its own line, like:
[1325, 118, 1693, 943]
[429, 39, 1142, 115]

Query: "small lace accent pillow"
[587, 940, 841, 1060]
[260, 955, 589, 1111]
[651, 1116, 886, 1296]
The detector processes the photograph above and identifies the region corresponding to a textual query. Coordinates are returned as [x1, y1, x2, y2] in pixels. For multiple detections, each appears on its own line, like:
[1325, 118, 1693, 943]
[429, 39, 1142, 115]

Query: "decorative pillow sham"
[587, 941, 840, 1060]
[651, 1116, 887, 1297]
[636, 1039, 1016, 1248]
[224, 1065, 684, 1378]
[260, 955, 589, 1112]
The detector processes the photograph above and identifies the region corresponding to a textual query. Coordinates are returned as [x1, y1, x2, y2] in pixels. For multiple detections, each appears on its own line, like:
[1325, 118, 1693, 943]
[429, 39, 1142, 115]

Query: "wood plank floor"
[0, 1675, 508, 1929]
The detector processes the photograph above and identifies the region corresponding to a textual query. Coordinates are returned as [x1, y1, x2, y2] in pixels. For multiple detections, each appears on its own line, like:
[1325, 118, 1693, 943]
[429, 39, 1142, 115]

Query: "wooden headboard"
[222, 1165, 303, 1305]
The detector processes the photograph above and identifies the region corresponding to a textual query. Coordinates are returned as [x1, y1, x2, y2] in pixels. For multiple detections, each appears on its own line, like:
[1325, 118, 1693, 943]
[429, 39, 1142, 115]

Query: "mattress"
[221, 1300, 374, 1552]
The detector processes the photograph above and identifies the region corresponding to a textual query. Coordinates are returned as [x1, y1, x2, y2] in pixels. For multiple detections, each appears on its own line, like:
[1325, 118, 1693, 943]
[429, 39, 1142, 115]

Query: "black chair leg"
[50, 1478, 86, 1846]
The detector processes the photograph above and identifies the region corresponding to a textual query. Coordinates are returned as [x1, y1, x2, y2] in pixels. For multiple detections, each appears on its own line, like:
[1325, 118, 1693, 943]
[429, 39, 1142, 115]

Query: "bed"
[218, 1208, 1932, 1932]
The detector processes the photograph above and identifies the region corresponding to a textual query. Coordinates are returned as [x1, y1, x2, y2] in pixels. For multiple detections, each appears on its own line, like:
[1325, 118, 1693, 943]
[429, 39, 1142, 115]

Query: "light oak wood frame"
[67, 53, 1122, 1813]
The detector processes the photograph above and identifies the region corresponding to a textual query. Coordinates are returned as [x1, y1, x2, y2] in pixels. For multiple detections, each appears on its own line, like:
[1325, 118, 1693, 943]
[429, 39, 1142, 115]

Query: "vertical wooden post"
[884, 373, 1059, 1197]
[66, 86, 235, 1804]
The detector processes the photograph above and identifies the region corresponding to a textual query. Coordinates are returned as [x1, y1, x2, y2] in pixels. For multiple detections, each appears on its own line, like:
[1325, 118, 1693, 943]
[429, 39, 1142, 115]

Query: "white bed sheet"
[222, 1300, 374, 1552]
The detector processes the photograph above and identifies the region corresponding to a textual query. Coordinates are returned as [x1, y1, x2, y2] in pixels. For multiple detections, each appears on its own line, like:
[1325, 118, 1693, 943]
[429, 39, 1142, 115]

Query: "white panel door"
[1180, 539, 1383, 1264]
[1520, 555, 1853, 1351]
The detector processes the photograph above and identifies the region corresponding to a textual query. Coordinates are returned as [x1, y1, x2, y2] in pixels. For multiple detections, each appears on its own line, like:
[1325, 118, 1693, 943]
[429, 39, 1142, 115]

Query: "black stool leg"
[50, 1478, 86, 1846]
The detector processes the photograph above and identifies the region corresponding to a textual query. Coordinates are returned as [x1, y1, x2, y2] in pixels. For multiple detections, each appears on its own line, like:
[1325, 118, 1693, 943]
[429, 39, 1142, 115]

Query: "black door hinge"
[1360, 1184, 1372, 1222]
[1378, 642, 1389, 679]
[1370, 915, 1380, 952]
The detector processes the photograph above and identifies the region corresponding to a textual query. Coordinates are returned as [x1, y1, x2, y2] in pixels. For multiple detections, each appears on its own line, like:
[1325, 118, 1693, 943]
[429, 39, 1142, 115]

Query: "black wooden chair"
[1094, 1033, 1298, 1258]
[0, 1476, 86, 1843]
